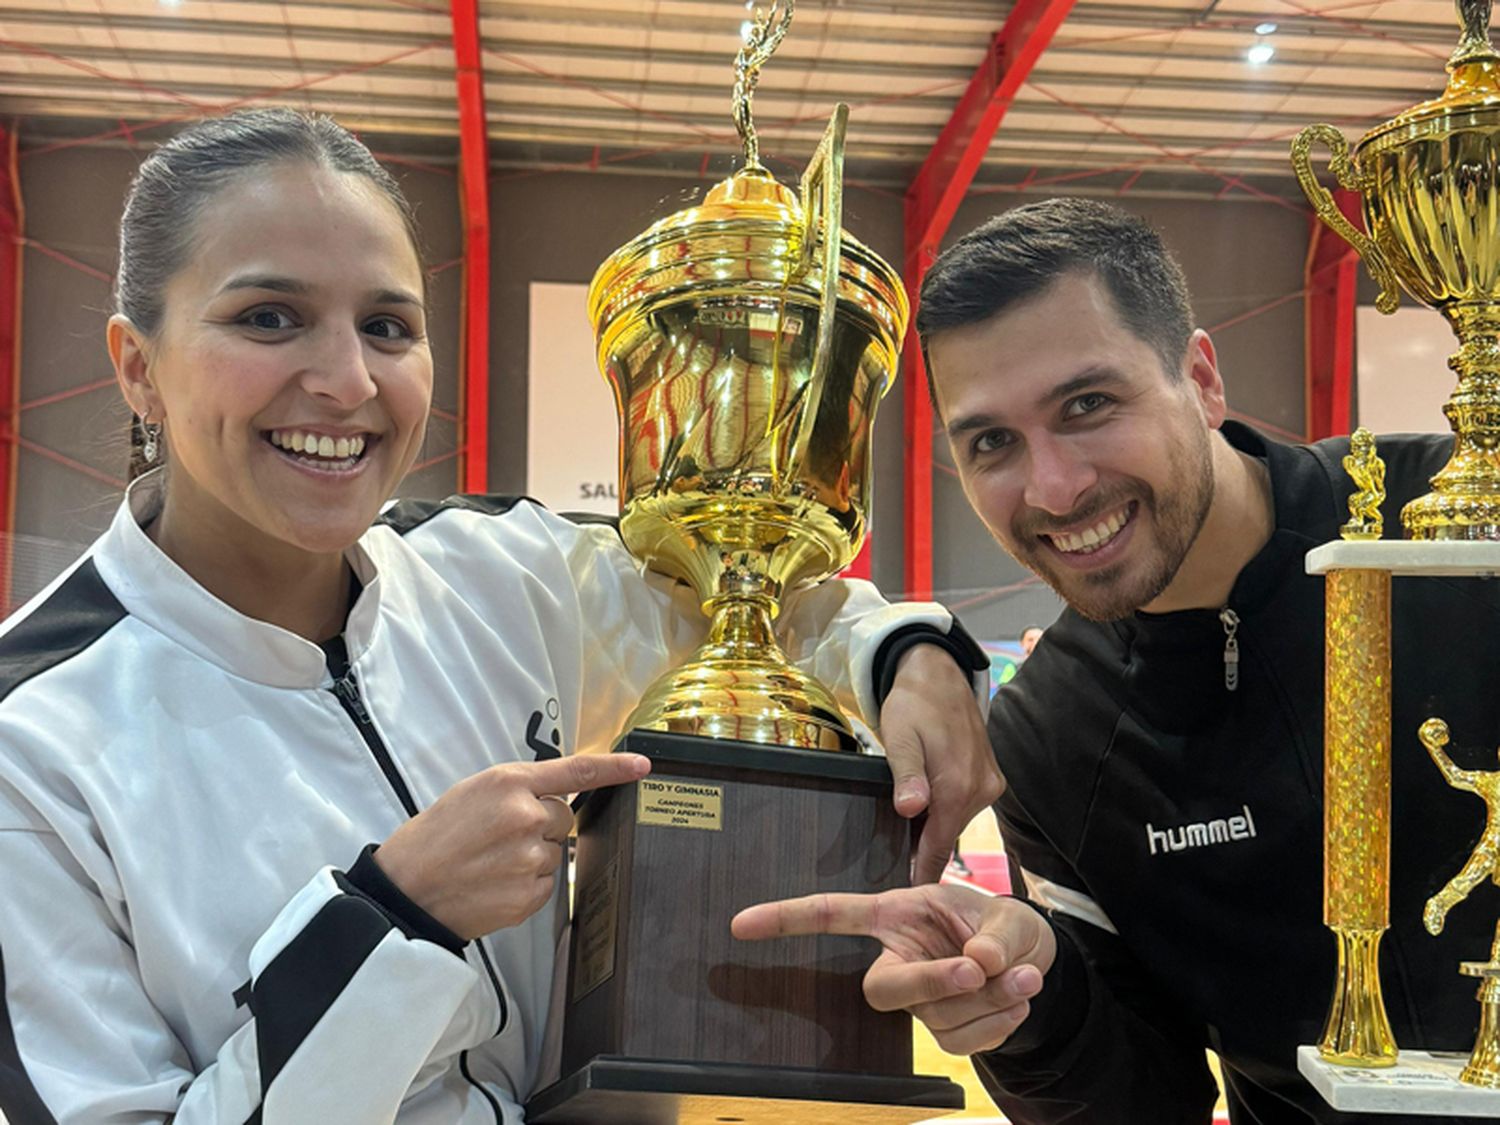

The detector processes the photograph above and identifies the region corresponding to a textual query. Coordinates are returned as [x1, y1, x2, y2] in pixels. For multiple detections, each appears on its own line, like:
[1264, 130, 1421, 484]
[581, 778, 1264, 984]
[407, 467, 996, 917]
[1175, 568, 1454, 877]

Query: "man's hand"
[732, 885, 1054, 1055]
[880, 644, 1004, 882]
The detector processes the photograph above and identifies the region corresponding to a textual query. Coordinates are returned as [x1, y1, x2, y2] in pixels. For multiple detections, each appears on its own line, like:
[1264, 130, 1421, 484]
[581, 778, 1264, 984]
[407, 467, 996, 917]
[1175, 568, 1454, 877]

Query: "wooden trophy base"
[526, 730, 964, 1125]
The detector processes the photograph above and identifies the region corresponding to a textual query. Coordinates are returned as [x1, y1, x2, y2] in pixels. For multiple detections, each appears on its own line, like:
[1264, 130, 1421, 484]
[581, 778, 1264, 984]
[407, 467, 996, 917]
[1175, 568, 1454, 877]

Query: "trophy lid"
[1361, 0, 1500, 149]
[587, 2, 907, 387]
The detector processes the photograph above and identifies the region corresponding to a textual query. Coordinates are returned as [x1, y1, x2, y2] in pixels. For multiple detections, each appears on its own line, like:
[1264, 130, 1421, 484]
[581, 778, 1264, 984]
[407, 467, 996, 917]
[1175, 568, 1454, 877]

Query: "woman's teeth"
[1048, 507, 1129, 555]
[269, 431, 367, 461]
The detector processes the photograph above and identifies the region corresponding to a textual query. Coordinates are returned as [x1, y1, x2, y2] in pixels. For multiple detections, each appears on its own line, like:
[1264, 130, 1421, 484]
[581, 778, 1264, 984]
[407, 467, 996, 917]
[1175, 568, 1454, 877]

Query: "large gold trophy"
[528, 4, 962, 1121]
[588, 2, 904, 753]
[1294, 0, 1500, 1109]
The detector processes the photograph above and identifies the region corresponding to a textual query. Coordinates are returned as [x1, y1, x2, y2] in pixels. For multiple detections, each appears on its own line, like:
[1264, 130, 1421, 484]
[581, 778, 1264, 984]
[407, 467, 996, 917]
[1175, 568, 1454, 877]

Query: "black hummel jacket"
[980, 421, 1499, 1124]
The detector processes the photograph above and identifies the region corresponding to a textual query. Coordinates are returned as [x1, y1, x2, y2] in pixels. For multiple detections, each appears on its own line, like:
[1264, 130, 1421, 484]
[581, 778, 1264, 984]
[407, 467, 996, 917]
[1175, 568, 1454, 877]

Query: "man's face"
[1020, 627, 1044, 656]
[930, 272, 1224, 622]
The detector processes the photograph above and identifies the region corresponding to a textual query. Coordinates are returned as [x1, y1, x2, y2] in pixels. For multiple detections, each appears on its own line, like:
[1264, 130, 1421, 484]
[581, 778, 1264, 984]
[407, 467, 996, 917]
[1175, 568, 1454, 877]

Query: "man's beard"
[1003, 428, 1216, 622]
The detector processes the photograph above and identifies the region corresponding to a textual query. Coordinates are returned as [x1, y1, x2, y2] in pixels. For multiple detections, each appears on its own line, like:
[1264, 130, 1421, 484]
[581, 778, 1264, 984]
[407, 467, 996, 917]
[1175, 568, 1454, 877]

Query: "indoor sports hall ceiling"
[0, 0, 1478, 199]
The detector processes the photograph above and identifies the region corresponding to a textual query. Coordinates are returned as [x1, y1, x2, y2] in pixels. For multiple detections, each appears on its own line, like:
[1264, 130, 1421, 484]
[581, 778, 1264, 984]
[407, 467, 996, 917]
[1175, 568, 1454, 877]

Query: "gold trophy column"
[1318, 432, 1399, 1067]
[1319, 567, 1397, 1065]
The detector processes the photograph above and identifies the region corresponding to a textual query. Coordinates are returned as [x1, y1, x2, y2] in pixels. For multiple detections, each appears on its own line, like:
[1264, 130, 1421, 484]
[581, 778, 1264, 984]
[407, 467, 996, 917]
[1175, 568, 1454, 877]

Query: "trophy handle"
[1296, 125, 1398, 315]
[1291, 124, 1401, 315]
[781, 102, 848, 485]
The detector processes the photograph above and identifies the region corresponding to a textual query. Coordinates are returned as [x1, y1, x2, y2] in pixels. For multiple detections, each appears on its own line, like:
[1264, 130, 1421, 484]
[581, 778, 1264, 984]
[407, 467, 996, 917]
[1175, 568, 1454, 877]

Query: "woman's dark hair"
[115, 108, 424, 336]
[917, 198, 1194, 382]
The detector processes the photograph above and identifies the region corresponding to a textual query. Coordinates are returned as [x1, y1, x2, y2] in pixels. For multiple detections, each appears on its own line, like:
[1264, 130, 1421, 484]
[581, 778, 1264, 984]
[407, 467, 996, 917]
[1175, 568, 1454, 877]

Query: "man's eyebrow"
[1040, 367, 1127, 405]
[945, 367, 1129, 441]
[947, 412, 1000, 441]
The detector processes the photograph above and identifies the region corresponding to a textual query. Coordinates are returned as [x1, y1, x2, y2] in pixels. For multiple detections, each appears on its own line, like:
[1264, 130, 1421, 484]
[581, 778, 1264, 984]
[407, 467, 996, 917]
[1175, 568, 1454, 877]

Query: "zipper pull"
[1220, 607, 1240, 692]
[333, 672, 371, 725]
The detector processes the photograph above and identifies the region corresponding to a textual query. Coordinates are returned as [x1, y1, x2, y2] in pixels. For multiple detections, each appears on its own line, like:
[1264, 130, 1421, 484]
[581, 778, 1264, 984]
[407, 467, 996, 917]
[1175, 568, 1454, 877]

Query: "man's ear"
[107, 315, 160, 421]
[1181, 329, 1226, 428]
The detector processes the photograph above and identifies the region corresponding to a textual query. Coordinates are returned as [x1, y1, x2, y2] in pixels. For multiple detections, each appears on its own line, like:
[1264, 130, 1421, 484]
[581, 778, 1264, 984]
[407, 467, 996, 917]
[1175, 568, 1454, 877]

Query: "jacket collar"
[1107, 422, 1332, 733]
[90, 472, 384, 689]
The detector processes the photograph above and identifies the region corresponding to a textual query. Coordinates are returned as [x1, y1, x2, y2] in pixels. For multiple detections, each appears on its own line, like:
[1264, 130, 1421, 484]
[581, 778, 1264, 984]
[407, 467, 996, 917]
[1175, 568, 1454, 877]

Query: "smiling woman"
[109, 150, 434, 637]
[0, 109, 998, 1124]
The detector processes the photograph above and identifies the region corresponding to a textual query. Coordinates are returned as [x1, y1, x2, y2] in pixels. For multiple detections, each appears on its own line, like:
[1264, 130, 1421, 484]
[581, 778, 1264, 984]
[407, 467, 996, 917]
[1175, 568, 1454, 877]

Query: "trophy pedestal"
[1297, 1047, 1500, 1116]
[526, 730, 964, 1125]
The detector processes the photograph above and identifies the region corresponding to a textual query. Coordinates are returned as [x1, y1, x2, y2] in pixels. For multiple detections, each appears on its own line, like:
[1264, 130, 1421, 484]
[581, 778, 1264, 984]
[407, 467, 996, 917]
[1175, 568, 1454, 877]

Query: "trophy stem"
[1402, 305, 1500, 539]
[1319, 928, 1399, 1066]
[619, 596, 858, 752]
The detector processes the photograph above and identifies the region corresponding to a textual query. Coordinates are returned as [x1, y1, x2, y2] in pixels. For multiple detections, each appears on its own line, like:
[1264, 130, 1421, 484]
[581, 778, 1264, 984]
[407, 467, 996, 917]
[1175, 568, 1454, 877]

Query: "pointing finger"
[910, 808, 961, 885]
[525, 752, 651, 797]
[731, 892, 883, 941]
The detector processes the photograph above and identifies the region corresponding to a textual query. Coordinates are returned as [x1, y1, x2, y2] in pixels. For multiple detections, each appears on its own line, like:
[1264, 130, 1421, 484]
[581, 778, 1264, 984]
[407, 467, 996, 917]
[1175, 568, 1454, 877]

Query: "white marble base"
[1305, 540, 1500, 577]
[1298, 1046, 1500, 1115]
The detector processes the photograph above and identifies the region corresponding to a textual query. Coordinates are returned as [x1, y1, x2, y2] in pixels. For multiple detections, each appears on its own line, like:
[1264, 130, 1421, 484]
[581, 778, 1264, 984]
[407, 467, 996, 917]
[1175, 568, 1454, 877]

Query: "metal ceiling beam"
[0, 89, 1311, 180]
[0, 48, 1434, 132]
[0, 66, 1410, 143]
[452, 0, 491, 492]
[901, 0, 1078, 600]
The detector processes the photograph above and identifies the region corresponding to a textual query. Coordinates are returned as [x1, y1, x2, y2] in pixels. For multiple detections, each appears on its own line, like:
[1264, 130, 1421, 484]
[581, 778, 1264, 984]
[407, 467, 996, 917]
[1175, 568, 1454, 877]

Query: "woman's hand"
[375, 752, 650, 939]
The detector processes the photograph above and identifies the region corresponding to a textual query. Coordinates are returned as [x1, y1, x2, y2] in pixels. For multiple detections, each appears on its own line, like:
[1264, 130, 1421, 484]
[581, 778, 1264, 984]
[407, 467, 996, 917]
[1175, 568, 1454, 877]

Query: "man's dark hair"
[917, 198, 1194, 405]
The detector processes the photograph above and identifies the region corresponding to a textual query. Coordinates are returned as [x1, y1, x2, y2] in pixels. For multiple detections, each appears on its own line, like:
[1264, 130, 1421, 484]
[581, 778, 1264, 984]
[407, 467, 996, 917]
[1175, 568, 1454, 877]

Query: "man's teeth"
[270, 431, 367, 459]
[1048, 508, 1129, 554]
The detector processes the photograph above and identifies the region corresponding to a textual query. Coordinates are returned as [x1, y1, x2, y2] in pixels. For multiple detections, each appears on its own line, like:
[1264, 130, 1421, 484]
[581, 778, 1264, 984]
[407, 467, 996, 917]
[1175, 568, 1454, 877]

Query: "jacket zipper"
[1219, 607, 1240, 692]
[323, 636, 511, 1056]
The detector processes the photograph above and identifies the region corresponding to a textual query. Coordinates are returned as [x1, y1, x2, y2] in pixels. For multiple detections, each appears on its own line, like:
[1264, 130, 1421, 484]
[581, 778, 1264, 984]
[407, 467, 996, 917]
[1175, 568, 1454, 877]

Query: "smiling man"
[734, 199, 1500, 1124]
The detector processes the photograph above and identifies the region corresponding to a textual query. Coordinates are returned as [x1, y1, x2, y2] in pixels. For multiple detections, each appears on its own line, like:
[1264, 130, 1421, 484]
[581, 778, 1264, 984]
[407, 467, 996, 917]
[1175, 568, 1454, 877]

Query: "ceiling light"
[1247, 42, 1275, 64]
[1255, 21, 1278, 35]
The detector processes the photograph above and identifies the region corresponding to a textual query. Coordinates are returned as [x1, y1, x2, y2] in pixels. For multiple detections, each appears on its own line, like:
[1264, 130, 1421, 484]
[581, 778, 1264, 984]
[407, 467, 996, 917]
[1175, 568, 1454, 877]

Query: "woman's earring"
[140, 416, 162, 464]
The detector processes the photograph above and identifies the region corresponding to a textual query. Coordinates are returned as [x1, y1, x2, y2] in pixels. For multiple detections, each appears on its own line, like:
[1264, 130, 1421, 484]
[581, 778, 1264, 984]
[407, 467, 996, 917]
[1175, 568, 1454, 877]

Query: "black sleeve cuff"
[344, 844, 468, 958]
[871, 617, 989, 709]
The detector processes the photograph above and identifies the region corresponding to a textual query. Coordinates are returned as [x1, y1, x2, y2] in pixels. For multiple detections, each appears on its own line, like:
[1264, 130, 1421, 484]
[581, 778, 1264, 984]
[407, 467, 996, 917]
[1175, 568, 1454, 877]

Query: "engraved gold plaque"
[637, 778, 724, 831]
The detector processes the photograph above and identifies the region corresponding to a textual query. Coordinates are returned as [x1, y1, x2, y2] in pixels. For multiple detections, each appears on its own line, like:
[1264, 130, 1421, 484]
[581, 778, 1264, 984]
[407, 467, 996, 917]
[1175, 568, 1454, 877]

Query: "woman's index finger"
[731, 893, 883, 941]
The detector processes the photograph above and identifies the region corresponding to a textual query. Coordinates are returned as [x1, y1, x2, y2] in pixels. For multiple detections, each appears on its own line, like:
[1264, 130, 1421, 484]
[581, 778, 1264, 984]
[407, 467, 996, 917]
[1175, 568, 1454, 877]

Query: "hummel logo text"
[1146, 805, 1257, 856]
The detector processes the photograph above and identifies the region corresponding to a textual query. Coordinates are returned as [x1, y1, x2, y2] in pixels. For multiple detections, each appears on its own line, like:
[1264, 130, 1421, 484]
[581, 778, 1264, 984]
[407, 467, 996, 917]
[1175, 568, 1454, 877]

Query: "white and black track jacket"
[0, 483, 973, 1125]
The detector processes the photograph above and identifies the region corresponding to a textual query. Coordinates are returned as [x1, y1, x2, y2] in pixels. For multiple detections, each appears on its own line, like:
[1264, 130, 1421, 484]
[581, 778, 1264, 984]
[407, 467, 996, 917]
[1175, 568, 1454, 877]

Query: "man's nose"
[1022, 435, 1098, 517]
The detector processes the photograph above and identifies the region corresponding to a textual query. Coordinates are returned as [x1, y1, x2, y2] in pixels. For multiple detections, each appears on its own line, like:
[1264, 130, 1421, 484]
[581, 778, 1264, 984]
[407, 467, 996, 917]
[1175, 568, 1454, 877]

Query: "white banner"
[1356, 305, 1452, 435]
[526, 282, 620, 515]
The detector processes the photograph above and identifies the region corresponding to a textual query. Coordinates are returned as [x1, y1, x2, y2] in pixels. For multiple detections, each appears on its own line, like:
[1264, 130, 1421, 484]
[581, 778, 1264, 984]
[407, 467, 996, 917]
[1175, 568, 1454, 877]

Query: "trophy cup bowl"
[1292, 3, 1500, 539]
[588, 156, 907, 751]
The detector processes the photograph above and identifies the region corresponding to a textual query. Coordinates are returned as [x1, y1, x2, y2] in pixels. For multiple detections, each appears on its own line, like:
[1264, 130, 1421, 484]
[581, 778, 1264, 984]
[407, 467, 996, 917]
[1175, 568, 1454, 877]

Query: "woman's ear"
[108, 314, 160, 420]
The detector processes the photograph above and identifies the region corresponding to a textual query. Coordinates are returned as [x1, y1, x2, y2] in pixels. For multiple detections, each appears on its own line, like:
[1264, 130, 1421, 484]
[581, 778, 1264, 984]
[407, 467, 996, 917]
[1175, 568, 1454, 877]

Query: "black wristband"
[871, 618, 989, 709]
[344, 843, 468, 957]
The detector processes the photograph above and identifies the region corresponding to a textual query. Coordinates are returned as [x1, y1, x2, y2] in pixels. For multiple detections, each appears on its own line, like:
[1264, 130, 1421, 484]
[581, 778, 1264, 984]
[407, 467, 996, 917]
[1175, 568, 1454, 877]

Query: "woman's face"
[112, 162, 432, 559]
